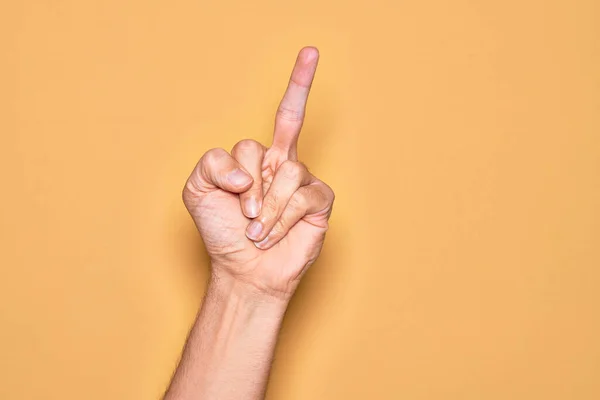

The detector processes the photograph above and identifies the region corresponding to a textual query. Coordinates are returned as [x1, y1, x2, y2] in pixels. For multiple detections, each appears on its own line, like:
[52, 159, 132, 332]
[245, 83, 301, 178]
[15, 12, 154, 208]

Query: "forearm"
[164, 269, 289, 400]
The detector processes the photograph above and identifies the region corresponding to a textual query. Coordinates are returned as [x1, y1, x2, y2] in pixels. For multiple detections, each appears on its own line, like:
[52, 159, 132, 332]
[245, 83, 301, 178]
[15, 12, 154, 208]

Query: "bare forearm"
[164, 269, 289, 400]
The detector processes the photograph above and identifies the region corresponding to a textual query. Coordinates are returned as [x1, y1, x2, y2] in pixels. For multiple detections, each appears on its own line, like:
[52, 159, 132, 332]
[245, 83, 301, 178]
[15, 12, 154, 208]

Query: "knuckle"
[182, 181, 194, 203]
[288, 192, 308, 213]
[314, 187, 329, 206]
[314, 180, 335, 203]
[232, 139, 263, 156]
[202, 147, 227, 166]
[324, 182, 335, 203]
[193, 148, 228, 190]
[279, 160, 305, 181]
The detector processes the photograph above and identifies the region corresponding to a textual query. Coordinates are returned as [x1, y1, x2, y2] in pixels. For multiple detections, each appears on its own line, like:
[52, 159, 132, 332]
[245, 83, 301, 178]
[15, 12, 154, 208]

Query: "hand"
[182, 47, 334, 300]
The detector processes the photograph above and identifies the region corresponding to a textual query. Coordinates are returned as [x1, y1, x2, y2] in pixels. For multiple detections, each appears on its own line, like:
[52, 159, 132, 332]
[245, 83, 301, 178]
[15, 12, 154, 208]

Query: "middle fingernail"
[246, 221, 263, 240]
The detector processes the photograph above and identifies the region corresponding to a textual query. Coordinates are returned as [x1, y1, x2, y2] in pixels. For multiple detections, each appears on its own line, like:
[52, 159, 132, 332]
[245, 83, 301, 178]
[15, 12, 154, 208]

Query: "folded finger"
[231, 139, 265, 218]
[245, 160, 312, 242]
[254, 181, 335, 249]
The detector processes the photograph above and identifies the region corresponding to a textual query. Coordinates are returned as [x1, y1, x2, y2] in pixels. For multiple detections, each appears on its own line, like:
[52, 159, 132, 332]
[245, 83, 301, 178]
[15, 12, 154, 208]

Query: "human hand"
[182, 47, 334, 300]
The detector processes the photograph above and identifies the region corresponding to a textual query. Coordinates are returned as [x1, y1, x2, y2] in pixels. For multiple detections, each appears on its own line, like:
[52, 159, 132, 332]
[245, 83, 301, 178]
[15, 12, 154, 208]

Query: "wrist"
[208, 268, 291, 313]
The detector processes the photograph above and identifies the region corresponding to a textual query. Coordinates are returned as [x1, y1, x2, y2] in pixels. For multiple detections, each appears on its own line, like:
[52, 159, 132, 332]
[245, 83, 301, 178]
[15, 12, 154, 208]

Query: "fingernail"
[245, 197, 260, 218]
[246, 221, 263, 240]
[302, 46, 319, 63]
[254, 236, 269, 249]
[227, 169, 251, 187]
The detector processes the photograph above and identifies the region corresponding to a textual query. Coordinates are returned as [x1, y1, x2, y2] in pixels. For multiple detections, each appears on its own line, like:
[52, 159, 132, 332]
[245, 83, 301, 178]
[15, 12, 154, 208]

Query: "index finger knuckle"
[232, 139, 263, 157]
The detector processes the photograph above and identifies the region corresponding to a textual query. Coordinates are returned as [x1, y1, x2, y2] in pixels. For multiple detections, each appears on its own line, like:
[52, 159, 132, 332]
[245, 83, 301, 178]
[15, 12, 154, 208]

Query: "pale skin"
[163, 47, 334, 400]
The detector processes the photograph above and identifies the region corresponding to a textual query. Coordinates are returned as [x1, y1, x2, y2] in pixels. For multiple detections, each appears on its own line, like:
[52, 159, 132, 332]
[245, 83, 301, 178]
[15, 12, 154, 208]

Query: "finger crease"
[277, 107, 303, 122]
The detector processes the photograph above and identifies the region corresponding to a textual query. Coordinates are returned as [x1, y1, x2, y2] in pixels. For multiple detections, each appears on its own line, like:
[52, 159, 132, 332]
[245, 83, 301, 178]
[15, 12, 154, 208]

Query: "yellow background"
[1, 0, 599, 398]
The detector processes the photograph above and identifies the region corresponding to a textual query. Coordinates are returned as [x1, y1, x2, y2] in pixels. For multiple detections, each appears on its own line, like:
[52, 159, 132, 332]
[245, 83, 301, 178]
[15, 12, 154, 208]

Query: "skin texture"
[164, 47, 334, 400]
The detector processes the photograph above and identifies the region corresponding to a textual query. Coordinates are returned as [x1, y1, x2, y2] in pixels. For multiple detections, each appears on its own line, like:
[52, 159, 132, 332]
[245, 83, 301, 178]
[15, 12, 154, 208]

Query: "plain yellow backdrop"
[1, 0, 599, 399]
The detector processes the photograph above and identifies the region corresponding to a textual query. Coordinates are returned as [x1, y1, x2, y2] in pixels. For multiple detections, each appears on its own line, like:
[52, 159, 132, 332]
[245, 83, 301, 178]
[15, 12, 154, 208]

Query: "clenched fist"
[182, 47, 334, 300]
